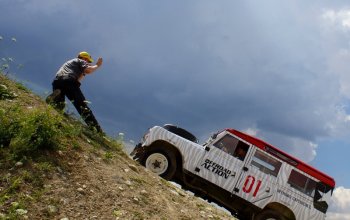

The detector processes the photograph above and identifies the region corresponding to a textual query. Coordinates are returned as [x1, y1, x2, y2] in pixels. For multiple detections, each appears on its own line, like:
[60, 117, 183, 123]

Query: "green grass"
[0, 73, 124, 218]
[0, 104, 75, 162]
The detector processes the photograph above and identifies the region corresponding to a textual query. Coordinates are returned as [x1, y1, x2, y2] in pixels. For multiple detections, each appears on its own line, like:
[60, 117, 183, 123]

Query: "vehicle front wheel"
[254, 209, 286, 220]
[143, 149, 177, 180]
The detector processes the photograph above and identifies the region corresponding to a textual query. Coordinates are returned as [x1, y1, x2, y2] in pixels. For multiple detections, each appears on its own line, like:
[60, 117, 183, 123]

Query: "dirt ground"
[24, 146, 236, 220]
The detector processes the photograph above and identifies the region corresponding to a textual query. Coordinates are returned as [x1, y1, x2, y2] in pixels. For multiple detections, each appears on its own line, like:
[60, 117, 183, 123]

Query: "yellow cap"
[78, 51, 94, 63]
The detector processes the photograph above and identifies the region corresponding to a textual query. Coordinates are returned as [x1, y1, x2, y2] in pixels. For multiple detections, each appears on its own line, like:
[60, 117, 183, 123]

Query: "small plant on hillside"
[0, 83, 17, 100]
[106, 132, 124, 151]
[104, 151, 114, 161]
[0, 103, 76, 162]
[0, 105, 21, 148]
[0, 36, 23, 76]
[10, 108, 66, 159]
[14, 80, 29, 92]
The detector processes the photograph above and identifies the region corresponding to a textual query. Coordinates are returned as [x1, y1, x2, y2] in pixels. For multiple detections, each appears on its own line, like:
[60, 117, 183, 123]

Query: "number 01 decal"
[243, 175, 262, 197]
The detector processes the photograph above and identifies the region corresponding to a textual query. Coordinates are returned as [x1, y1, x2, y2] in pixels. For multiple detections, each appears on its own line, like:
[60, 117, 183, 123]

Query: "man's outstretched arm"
[84, 57, 103, 74]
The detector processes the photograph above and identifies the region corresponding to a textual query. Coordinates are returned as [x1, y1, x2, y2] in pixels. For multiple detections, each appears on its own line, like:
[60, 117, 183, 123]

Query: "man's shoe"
[46, 89, 61, 104]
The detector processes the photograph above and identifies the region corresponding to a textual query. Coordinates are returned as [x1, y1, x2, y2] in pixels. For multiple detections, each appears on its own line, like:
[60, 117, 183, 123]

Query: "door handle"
[266, 187, 270, 193]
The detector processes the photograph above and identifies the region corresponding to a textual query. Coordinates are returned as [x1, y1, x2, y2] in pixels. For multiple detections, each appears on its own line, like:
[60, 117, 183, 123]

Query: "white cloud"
[328, 187, 350, 220]
[330, 187, 350, 211]
[318, 8, 350, 138]
[321, 9, 350, 100]
[256, 130, 318, 162]
[244, 127, 258, 136]
[327, 213, 350, 220]
[346, 115, 350, 122]
[322, 9, 350, 30]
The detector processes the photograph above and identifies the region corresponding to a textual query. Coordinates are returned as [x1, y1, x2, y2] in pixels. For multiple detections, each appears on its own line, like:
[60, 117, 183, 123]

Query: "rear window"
[288, 169, 317, 197]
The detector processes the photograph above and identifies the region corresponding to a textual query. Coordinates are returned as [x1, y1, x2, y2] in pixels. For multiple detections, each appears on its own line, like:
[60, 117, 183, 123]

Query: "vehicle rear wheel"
[254, 209, 286, 220]
[143, 149, 177, 180]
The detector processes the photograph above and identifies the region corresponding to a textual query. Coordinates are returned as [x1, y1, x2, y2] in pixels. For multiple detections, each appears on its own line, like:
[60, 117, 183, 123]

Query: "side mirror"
[211, 133, 218, 139]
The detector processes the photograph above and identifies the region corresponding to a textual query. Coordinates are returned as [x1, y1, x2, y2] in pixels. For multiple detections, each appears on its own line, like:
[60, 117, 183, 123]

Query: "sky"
[1, 0, 350, 218]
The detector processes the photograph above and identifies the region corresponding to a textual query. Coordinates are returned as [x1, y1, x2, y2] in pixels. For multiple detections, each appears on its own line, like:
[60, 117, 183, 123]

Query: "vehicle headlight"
[141, 129, 150, 143]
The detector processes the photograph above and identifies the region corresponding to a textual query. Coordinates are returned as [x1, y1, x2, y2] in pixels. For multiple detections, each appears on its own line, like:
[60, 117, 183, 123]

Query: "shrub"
[0, 84, 17, 100]
[9, 108, 65, 159]
[0, 106, 21, 148]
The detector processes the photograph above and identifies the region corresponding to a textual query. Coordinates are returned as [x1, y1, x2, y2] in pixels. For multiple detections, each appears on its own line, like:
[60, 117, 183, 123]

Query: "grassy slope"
[0, 74, 235, 220]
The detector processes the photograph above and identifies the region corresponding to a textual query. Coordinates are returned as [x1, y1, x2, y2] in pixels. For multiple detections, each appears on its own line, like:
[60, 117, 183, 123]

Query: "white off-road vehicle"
[131, 125, 335, 220]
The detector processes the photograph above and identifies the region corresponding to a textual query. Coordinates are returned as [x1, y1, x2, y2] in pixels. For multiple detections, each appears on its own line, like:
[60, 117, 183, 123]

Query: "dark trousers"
[51, 78, 102, 133]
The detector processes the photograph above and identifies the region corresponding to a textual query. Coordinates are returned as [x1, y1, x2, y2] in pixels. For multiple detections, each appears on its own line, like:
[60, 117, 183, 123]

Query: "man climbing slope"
[46, 51, 103, 133]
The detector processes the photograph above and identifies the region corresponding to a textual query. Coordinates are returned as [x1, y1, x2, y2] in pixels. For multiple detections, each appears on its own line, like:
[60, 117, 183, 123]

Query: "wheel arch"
[147, 140, 184, 174]
[262, 202, 296, 220]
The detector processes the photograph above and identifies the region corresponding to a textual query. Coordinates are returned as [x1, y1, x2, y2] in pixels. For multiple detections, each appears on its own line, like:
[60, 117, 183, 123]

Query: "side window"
[213, 134, 249, 160]
[250, 150, 282, 177]
[288, 169, 317, 197]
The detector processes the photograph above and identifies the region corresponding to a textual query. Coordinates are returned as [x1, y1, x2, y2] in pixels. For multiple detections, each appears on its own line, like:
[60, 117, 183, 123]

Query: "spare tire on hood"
[163, 124, 198, 143]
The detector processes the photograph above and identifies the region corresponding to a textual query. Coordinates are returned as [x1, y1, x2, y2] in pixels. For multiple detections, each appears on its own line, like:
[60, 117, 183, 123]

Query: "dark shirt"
[55, 58, 89, 80]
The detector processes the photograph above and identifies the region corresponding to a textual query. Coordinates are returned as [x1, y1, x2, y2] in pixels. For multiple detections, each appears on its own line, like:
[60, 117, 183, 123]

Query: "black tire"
[254, 209, 286, 220]
[142, 148, 177, 180]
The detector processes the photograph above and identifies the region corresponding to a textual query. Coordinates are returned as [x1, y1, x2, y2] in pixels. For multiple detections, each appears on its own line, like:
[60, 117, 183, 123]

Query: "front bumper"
[130, 143, 142, 156]
[130, 143, 146, 162]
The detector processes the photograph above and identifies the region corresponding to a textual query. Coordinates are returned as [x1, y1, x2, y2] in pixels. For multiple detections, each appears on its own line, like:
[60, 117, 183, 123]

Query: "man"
[46, 51, 103, 133]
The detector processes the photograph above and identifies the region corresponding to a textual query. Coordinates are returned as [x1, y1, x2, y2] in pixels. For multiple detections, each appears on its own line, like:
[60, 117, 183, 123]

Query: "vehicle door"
[233, 148, 282, 204]
[195, 132, 252, 192]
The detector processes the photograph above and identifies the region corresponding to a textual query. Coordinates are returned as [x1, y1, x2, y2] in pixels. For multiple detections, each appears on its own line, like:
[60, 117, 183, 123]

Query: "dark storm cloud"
[1, 0, 350, 162]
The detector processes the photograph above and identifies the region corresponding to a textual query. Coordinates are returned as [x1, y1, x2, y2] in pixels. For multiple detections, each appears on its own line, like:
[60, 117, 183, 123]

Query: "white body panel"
[141, 126, 328, 220]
